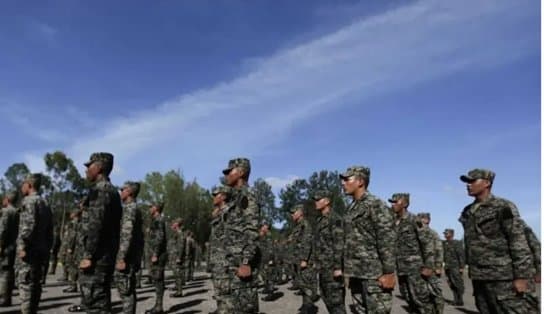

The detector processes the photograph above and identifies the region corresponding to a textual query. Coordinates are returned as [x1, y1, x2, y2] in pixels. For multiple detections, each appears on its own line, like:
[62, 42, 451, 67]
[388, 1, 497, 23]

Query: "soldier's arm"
[416, 224, 435, 269]
[456, 241, 465, 268]
[372, 201, 396, 274]
[240, 192, 260, 264]
[117, 204, 136, 262]
[332, 218, 344, 270]
[0, 212, 9, 252]
[523, 222, 541, 275]
[500, 203, 533, 279]
[152, 219, 166, 257]
[300, 220, 313, 262]
[16, 199, 37, 254]
[82, 189, 107, 260]
[435, 234, 444, 268]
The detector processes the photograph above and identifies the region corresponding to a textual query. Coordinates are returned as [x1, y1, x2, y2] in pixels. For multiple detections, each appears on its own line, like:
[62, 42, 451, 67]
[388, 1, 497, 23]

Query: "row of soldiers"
[208, 163, 540, 314]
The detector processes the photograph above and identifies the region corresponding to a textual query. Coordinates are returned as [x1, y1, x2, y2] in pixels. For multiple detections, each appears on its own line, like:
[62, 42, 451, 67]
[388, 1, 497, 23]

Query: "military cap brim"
[222, 167, 233, 175]
[460, 175, 476, 183]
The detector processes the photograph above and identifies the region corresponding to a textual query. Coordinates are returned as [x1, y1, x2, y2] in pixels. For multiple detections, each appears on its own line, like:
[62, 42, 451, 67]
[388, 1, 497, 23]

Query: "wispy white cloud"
[17, 0, 537, 184]
[265, 175, 300, 191]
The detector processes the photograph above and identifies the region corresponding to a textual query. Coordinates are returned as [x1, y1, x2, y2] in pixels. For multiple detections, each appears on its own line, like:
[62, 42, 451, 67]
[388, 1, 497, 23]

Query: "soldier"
[185, 231, 196, 282]
[114, 181, 144, 314]
[290, 204, 318, 314]
[205, 242, 211, 273]
[79, 152, 122, 313]
[0, 191, 19, 307]
[62, 209, 82, 293]
[58, 210, 72, 282]
[258, 223, 276, 302]
[220, 157, 261, 313]
[459, 168, 539, 313]
[48, 224, 62, 276]
[209, 185, 233, 314]
[389, 193, 437, 314]
[145, 202, 168, 314]
[417, 212, 444, 313]
[16, 173, 54, 314]
[442, 228, 465, 306]
[340, 166, 396, 314]
[312, 190, 346, 314]
[521, 220, 541, 284]
[169, 218, 185, 298]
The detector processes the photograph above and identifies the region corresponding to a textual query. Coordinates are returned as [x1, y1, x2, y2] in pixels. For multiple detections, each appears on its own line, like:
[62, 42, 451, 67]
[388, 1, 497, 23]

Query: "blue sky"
[0, 0, 540, 237]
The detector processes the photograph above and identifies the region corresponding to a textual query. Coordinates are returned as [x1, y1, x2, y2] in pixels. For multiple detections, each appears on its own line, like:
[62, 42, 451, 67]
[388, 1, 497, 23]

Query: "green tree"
[4, 162, 30, 190]
[306, 170, 347, 216]
[253, 178, 278, 225]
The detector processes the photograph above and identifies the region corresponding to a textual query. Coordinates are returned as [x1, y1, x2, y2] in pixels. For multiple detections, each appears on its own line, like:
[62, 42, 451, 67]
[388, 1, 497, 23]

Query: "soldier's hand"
[513, 279, 529, 294]
[333, 270, 343, 278]
[459, 267, 464, 274]
[300, 261, 307, 269]
[435, 268, 442, 276]
[534, 273, 541, 284]
[268, 261, 274, 265]
[236, 264, 252, 278]
[18, 250, 26, 259]
[67, 249, 72, 254]
[378, 273, 395, 290]
[420, 267, 433, 278]
[151, 256, 158, 263]
[79, 259, 92, 270]
[116, 260, 126, 271]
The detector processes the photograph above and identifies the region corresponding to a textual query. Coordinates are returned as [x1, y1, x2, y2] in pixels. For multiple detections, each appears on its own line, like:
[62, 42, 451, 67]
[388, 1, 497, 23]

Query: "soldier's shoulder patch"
[334, 219, 342, 228]
[239, 195, 249, 210]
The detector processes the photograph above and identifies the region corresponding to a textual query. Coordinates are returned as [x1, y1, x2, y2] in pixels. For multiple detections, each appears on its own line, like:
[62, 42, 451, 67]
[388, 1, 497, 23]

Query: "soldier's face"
[1, 197, 7, 207]
[20, 182, 30, 196]
[260, 225, 269, 235]
[224, 168, 243, 186]
[445, 232, 453, 240]
[291, 210, 302, 222]
[120, 187, 131, 201]
[341, 176, 361, 195]
[466, 178, 490, 196]
[314, 198, 329, 211]
[86, 162, 100, 182]
[391, 199, 405, 213]
[421, 217, 430, 225]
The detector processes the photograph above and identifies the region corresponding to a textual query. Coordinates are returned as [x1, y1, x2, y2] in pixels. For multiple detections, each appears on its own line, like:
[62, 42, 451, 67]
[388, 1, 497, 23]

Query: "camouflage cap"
[388, 193, 410, 203]
[84, 152, 114, 173]
[122, 181, 141, 198]
[211, 185, 233, 197]
[443, 228, 454, 234]
[172, 217, 183, 225]
[339, 165, 370, 180]
[417, 212, 430, 220]
[222, 157, 251, 175]
[3, 190, 18, 203]
[23, 173, 42, 189]
[290, 204, 305, 214]
[460, 168, 495, 183]
[312, 190, 332, 201]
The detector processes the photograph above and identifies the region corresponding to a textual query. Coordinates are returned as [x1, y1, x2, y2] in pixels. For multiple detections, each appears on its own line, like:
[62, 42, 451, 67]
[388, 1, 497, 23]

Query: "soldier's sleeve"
[415, 223, 435, 269]
[0, 212, 8, 252]
[371, 201, 396, 274]
[332, 217, 344, 270]
[434, 232, 444, 268]
[153, 218, 166, 257]
[299, 220, 313, 262]
[499, 202, 533, 279]
[81, 188, 108, 260]
[455, 240, 465, 268]
[240, 190, 260, 264]
[523, 222, 541, 275]
[16, 198, 37, 253]
[117, 203, 136, 262]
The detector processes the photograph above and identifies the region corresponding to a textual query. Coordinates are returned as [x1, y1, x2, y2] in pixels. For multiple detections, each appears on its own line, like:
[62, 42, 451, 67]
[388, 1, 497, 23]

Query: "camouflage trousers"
[114, 268, 137, 314]
[172, 263, 185, 294]
[17, 260, 44, 314]
[472, 280, 539, 314]
[0, 265, 15, 305]
[79, 265, 114, 314]
[150, 263, 165, 310]
[445, 268, 464, 304]
[66, 253, 79, 289]
[296, 265, 317, 306]
[260, 264, 275, 293]
[185, 259, 195, 281]
[319, 271, 346, 314]
[215, 273, 259, 314]
[398, 273, 443, 314]
[347, 277, 393, 314]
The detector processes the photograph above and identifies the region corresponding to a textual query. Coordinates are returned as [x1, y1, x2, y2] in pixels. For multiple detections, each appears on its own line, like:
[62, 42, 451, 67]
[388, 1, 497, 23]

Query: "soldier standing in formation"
[17, 173, 54, 314]
[258, 223, 276, 302]
[185, 230, 196, 282]
[389, 193, 438, 314]
[0, 191, 19, 307]
[313, 190, 346, 314]
[62, 209, 82, 293]
[221, 157, 261, 313]
[169, 218, 186, 298]
[341, 166, 396, 314]
[79, 152, 122, 313]
[417, 212, 444, 313]
[115, 181, 144, 314]
[459, 168, 539, 313]
[521, 220, 541, 285]
[442, 228, 465, 306]
[146, 202, 168, 314]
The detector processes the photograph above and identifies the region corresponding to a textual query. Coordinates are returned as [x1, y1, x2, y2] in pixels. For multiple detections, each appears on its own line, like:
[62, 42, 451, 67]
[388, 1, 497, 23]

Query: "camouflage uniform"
[168, 220, 186, 296]
[0, 193, 19, 306]
[147, 209, 168, 313]
[390, 194, 437, 314]
[48, 225, 61, 275]
[114, 182, 144, 314]
[16, 174, 54, 314]
[521, 220, 541, 279]
[63, 213, 81, 291]
[313, 190, 346, 314]
[341, 166, 395, 314]
[79, 153, 122, 314]
[184, 234, 196, 282]
[442, 229, 465, 306]
[259, 231, 275, 297]
[459, 169, 539, 314]
[219, 158, 260, 313]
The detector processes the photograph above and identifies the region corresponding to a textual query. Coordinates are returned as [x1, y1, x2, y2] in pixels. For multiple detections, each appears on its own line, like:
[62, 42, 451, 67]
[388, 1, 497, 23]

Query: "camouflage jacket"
[291, 218, 313, 264]
[169, 228, 186, 264]
[443, 239, 464, 270]
[521, 220, 540, 275]
[185, 236, 196, 260]
[394, 212, 434, 275]
[259, 234, 275, 267]
[148, 214, 167, 263]
[315, 211, 344, 273]
[428, 227, 444, 270]
[16, 192, 53, 262]
[63, 218, 80, 256]
[116, 200, 144, 268]
[459, 194, 533, 280]
[222, 185, 260, 268]
[344, 192, 395, 279]
[0, 205, 19, 266]
[80, 178, 122, 266]
[210, 207, 227, 271]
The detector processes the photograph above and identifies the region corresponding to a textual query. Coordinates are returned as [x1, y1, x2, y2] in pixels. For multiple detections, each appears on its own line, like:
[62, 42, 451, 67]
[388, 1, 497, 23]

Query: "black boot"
[170, 291, 183, 298]
[63, 286, 78, 293]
